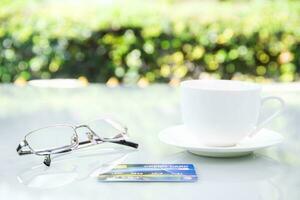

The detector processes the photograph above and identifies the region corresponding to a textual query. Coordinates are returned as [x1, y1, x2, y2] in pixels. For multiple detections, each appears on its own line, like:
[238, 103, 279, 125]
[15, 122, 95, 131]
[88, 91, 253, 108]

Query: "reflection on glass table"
[17, 145, 135, 189]
[163, 152, 285, 199]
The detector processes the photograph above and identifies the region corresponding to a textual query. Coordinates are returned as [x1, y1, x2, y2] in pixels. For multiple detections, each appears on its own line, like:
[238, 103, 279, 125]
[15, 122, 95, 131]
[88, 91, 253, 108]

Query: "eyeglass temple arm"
[109, 140, 139, 148]
[16, 141, 33, 156]
[42, 140, 138, 167]
[17, 138, 138, 167]
[78, 139, 139, 149]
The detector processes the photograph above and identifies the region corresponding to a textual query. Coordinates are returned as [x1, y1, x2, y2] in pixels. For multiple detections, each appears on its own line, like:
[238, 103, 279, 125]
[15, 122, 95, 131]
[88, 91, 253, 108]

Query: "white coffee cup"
[180, 80, 285, 147]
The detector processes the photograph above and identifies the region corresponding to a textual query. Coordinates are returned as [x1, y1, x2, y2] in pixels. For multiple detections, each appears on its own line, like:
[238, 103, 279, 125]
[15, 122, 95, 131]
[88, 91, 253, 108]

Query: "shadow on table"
[17, 146, 137, 189]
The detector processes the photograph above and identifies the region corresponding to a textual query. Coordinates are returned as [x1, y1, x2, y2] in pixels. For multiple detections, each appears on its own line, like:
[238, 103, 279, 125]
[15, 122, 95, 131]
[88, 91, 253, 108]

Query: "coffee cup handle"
[249, 96, 285, 137]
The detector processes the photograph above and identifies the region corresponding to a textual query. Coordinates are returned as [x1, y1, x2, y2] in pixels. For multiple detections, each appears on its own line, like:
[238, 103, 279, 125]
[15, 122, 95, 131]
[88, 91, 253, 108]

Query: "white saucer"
[159, 125, 284, 157]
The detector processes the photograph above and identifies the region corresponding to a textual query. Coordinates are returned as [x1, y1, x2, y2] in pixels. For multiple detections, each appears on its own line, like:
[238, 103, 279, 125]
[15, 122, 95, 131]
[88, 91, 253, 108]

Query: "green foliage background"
[0, 0, 300, 83]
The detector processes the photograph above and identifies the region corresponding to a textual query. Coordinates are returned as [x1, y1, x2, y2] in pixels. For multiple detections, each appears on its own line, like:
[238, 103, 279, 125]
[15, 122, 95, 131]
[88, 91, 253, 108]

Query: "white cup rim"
[180, 80, 261, 92]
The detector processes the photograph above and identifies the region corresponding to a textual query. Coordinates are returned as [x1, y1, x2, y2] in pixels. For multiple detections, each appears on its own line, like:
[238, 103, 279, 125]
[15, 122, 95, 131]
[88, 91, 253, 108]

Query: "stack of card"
[98, 164, 197, 182]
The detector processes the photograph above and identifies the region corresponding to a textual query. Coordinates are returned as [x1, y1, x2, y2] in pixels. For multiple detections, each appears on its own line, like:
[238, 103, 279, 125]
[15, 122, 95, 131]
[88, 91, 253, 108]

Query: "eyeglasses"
[16, 117, 138, 166]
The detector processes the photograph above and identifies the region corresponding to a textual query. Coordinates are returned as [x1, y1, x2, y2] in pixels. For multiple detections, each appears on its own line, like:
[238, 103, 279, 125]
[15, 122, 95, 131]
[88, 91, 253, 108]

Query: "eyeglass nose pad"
[85, 132, 101, 144]
[71, 136, 78, 144]
[86, 132, 93, 140]
[43, 155, 51, 167]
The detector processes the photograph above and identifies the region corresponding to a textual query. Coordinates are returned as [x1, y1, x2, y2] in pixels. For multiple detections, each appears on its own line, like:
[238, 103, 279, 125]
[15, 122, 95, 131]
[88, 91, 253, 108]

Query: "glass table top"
[0, 84, 299, 200]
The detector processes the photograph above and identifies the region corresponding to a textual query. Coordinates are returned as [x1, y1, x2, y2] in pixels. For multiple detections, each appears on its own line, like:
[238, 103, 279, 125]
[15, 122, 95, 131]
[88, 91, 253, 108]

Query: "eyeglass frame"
[16, 118, 139, 167]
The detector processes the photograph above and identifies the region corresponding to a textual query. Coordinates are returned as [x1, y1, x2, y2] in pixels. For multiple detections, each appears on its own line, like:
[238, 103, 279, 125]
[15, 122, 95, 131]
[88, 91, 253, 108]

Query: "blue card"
[98, 164, 197, 182]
